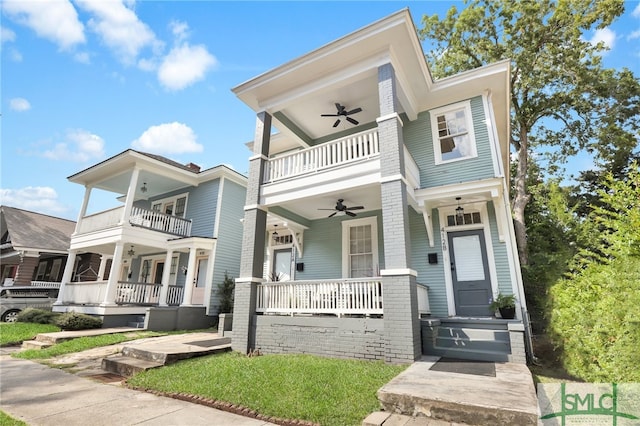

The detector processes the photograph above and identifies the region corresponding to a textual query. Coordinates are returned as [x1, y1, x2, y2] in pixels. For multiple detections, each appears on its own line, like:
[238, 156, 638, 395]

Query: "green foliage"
[217, 271, 235, 313]
[550, 164, 640, 382]
[129, 352, 407, 426]
[54, 312, 103, 330]
[16, 308, 60, 325]
[0, 410, 27, 426]
[0, 322, 60, 346]
[489, 293, 516, 311]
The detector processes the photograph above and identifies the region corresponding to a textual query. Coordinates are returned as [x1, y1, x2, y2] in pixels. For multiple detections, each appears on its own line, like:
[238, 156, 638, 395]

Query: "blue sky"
[2, 1, 639, 221]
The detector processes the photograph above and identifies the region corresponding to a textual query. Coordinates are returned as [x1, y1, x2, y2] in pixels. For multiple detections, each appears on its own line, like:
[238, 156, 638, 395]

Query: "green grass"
[0, 322, 60, 346]
[0, 410, 27, 426]
[13, 331, 170, 360]
[128, 352, 407, 426]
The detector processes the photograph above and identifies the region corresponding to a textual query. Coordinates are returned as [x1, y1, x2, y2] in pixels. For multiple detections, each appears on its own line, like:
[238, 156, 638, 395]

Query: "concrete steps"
[102, 335, 232, 377]
[21, 327, 141, 351]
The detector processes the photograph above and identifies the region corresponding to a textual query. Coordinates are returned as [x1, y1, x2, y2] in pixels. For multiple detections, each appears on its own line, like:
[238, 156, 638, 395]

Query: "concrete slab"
[377, 356, 539, 425]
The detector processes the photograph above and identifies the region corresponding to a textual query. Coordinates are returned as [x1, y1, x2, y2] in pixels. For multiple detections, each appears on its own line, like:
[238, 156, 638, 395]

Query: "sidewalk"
[0, 331, 277, 426]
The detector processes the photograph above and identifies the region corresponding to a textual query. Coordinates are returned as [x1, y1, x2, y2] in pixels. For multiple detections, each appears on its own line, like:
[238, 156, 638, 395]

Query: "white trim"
[249, 153, 269, 161]
[235, 277, 265, 283]
[243, 204, 268, 212]
[483, 91, 503, 177]
[438, 202, 498, 316]
[213, 177, 225, 239]
[380, 268, 417, 277]
[341, 216, 379, 278]
[429, 100, 478, 165]
[150, 192, 189, 218]
[376, 112, 403, 126]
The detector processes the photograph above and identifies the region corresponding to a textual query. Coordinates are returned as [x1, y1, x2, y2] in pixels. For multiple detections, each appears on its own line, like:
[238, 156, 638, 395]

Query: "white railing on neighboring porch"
[256, 278, 383, 316]
[60, 281, 108, 304]
[129, 206, 192, 237]
[115, 282, 162, 305]
[265, 129, 380, 183]
[167, 285, 184, 306]
[31, 281, 61, 288]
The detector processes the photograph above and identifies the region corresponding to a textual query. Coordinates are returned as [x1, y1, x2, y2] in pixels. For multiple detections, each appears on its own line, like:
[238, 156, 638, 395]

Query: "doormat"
[429, 357, 496, 377]
[186, 338, 231, 348]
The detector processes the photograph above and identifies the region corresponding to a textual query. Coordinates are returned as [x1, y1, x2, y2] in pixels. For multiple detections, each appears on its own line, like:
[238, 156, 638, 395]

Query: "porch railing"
[417, 282, 430, 315]
[31, 281, 61, 288]
[167, 285, 184, 306]
[129, 206, 192, 237]
[77, 207, 124, 234]
[256, 278, 383, 316]
[60, 280, 108, 304]
[265, 129, 380, 183]
[115, 281, 162, 305]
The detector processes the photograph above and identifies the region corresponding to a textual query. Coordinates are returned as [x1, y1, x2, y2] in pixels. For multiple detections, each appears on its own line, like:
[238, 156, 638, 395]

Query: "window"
[447, 212, 482, 227]
[430, 101, 477, 164]
[342, 217, 378, 278]
[150, 194, 188, 218]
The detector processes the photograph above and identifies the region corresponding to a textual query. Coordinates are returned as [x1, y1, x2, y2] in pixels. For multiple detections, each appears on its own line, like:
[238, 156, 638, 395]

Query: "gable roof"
[1, 206, 75, 254]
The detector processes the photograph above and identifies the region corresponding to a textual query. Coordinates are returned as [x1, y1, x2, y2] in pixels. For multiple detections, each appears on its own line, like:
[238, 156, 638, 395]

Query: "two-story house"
[231, 9, 530, 363]
[53, 149, 247, 329]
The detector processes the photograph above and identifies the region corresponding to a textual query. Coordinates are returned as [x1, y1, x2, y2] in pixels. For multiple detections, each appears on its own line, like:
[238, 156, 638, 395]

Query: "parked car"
[0, 286, 60, 322]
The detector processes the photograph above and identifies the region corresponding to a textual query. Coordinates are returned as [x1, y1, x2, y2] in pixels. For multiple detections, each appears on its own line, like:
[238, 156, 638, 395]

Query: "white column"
[121, 168, 141, 224]
[203, 249, 215, 312]
[97, 256, 109, 280]
[101, 242, 124, 306]
[181, 248, 198, 306]
[74, 186, 92, 234]
[158, 250, 174, 306]
[54, 250, 77, 306]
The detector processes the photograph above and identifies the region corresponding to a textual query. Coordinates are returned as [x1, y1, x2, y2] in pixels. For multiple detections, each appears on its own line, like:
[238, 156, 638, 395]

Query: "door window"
[342, 216, 378, 278]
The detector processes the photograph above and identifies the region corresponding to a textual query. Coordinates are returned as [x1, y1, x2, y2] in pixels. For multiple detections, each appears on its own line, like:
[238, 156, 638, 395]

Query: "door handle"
[450, 262, 455, 271]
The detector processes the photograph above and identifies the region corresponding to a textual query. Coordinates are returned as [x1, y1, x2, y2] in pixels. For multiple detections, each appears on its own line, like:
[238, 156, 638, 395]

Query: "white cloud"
[131, 122, 204, 154]
[2, 0, 85, 50]
[170, 20, 190, 44]
[0, 187, 68, 214]
[633, 3, 640, 18]
[8, 48, 23, 62]
[42, 129, 106, 162]
[1, 27, 16, 43]
[74, 51, 91, 64]
[9, 98, 31, 112]
[589, 28, 616, 50]
[158, 44, 217, 91]
[75, 0, 159, 65]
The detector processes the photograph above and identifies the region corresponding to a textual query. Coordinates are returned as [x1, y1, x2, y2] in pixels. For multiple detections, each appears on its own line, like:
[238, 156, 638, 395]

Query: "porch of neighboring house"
[54, 203, 215, 328]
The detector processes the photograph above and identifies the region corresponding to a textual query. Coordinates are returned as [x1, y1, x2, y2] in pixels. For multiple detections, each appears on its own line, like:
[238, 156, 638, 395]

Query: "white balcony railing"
[129, 206, 192, 237]
[404, 145, 420, 190]
[417, 282, 430, 315]
[265, 129, 380, 183]
[60, 281, 108, 304]
[256, 278, 383, 316]
[115, 282, 162, 305]
[31, 281, 61, 288]
[167, 285, 184, 306]
[77, 207, 124, 234]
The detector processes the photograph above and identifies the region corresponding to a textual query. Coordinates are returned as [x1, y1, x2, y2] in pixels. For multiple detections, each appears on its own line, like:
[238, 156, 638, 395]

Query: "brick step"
[427, 346, 510, 363]
[21, 340, 52, 350]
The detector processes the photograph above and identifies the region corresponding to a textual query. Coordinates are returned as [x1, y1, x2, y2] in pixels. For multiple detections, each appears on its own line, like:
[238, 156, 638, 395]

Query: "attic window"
[430, 101, 477, 164]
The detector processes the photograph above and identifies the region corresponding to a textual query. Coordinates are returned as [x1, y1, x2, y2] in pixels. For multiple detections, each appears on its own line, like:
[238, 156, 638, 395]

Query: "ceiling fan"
[319, 199, 365, 217]
[321, 103, 362, 127]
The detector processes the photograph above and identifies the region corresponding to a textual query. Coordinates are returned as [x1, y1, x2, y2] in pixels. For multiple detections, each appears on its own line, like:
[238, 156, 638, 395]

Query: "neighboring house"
[231, 9, 530, 364]
[53, 150, 247, 328]
[0, 206, 99, 287]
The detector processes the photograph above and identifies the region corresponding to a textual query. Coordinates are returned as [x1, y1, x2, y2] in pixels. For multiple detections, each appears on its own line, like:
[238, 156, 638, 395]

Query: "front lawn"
[0, 322, 60, 346]
[128, 352, 407, 426]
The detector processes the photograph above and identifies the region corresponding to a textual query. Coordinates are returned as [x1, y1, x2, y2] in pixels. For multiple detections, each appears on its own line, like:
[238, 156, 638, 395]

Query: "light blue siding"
[404, 96, 495, 189]
[187, 180, 219, 237]
[294, 211, 385, 280]
[209, 178, 246, 313]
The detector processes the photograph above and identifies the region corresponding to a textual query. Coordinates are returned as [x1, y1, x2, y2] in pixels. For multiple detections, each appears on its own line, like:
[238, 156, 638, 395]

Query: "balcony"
[76, 206, 192, 237]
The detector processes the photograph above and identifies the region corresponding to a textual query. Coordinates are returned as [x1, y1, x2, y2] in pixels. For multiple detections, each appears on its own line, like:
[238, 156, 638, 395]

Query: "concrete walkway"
[0, 330, 276, 426]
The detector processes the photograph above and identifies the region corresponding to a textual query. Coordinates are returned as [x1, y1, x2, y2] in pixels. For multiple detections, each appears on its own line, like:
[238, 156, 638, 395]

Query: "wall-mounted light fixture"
[127, 245, 135, 256]
[140, 182, 148, 193]
[181, 265, 188, 275]
[455, 197, 464, 222]
[272, 224, 279, 240]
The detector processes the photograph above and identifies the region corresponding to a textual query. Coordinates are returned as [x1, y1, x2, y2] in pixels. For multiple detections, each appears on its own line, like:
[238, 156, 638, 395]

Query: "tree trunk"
[513, 129, 531, 266]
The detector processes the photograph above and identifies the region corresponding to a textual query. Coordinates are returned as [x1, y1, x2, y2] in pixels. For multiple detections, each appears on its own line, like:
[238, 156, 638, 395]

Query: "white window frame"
[430, 100, 478, 165]
[341, 216, 379, 278]
[151, 193, 188, 218]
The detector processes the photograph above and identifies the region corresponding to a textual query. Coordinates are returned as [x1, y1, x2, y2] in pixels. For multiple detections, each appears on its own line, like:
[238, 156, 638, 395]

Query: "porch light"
[140, 182, 148, 193]
[455, 197, 464, 222]
[272, 224, 279, 239]
[127, 245, 135, 256]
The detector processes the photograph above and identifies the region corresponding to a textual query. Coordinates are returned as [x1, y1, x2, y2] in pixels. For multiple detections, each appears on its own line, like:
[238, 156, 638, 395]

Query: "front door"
[272, 249, 291, 281]
[448, 229, 492, 316]
[191, 257, 207, 305]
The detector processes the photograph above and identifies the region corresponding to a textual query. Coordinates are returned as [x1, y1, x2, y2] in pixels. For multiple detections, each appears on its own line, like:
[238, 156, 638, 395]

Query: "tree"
[217, 272, 235, 313]
[419, 0, 639, 265]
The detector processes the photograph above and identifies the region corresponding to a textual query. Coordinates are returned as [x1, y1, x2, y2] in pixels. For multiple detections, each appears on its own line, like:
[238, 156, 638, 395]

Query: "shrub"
[217, 271, 235, 313]
[16, 308, 60, 325]
[55, 312, 103, 330]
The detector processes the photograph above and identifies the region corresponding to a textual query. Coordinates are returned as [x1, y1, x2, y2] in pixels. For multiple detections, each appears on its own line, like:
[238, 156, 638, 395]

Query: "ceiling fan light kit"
[321, 103, 362, 128]
[318, 198, 365, 218]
